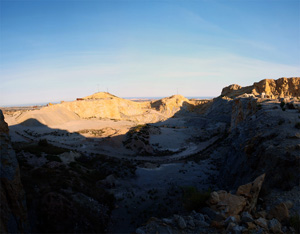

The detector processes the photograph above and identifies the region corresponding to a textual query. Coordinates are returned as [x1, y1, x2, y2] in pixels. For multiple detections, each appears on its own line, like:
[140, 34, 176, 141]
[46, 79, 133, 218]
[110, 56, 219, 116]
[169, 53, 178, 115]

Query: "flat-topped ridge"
[221, 77, 300, 98]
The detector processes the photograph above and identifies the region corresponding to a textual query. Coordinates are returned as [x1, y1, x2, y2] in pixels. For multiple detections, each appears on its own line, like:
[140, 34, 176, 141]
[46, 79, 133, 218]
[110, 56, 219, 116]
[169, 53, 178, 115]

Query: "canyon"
[1, 77, 299, 233]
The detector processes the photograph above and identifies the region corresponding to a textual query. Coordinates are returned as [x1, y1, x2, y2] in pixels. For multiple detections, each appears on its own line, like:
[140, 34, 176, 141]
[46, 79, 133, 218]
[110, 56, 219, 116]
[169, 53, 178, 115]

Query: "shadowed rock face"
[0, 110, 29, 233]
[221, 77, 300, 98]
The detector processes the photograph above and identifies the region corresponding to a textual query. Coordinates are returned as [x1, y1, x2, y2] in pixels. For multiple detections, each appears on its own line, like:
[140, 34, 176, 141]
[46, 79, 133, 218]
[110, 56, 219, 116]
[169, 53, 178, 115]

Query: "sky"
[0, 0, 299, 106]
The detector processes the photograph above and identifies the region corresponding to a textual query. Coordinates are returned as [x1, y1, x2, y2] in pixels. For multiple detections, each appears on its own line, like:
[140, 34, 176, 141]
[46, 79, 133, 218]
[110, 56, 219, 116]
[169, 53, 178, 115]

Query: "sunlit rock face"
[0, 110, 29, 233]
[221, 77, 300, 99]
[253, 77, 300, 98]
[14, 92, 211, 126]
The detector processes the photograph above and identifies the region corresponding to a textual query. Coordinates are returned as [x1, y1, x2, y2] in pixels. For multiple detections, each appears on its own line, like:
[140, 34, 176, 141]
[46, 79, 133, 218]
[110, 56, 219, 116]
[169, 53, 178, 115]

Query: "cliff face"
[0, 110, 29, 232]
[252, 77, 300, 98]
[201, 77, 300, 191]
[221, 77, 300, 98]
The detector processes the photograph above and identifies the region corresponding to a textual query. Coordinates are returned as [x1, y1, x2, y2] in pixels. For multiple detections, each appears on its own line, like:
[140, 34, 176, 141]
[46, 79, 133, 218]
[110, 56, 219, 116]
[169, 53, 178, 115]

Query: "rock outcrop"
[208, 174, 265, 217]
[221, 77, 300, 99]
[15, 93, 209, 126]
[230, 97, 257, 130]
[0, 110, 29, 233]
[136, 174, 296, 233]
[253, 77, 300, 98]
[150, 95, 191, 116]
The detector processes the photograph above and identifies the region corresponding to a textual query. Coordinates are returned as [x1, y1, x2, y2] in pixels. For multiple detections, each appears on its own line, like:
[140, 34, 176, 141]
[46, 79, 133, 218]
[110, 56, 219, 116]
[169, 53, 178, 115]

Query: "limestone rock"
[268, 218, 282, 233]
[253, 77, 300, 98]
[224, 216, 237, 226]
[241, 211, 254, 223]
[15, 93, 207, 126]
[230, 97, 257, 130]
[209, 191, 220, 205]
[236, 173, 266, 213]
[255, 217, 268, 230]
[267, 203, 290, 222]
[177, 216, 187, 229]
[194, 220, 210, 227]
[0, 111, 8, 133]
[162, 218, 173, 225]
[221, 77, 300, 99]
[135, 227, 146, 234]
[200, 207, 225, 221]
[255, 210, 267, 219]
[246, 222, 257, 230]
[221, 84, 242, 97]
[209, 190, 247, 217]
[0, 110, 29, 233]
[226, 222, 245, 234]
[283, 200, 293, 209]
[210, 220, 224, 229]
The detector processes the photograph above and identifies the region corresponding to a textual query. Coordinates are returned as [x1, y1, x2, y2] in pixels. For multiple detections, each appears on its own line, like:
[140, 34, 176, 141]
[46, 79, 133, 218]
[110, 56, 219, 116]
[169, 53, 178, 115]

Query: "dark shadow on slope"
[19, 118, 46, 127]
[8, 118, 137, 233]
[7, 96, 300, 232]
[7, 102, 224, 233]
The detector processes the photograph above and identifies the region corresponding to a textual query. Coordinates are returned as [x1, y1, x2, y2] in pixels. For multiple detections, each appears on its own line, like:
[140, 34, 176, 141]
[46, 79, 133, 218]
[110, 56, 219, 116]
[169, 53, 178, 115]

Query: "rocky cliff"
[221, 77, 300, 99]
[0, 110, 29, 233]
[208, 78, 300, 192]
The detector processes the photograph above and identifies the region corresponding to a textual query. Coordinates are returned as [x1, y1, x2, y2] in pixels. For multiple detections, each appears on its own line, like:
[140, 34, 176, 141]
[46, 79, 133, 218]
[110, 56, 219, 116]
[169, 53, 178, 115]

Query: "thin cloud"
[235, 38, 276, 52]
[1, 52, 299, 106]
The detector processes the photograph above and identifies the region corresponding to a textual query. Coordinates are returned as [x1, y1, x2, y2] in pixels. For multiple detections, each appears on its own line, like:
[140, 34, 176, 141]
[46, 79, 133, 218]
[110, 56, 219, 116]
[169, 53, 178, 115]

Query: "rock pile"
[136, 174, 298, 233]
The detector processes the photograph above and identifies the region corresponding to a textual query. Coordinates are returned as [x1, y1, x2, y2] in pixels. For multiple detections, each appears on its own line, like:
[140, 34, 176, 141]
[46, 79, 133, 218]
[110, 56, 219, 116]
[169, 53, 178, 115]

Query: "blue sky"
[0, 0, 299, 106]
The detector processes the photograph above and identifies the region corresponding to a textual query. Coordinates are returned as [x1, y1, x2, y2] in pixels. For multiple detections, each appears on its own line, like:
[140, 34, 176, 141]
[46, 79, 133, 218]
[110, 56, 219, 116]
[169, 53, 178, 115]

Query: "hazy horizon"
[1, 0, 299, 106]
[0, 93, 216, 107]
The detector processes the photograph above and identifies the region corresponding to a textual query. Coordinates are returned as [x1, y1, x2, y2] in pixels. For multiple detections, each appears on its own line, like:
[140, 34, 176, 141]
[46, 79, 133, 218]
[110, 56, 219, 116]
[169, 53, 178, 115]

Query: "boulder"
[241, 211, 254, 223]
[246, 222, 257, 230]
[200, 207, 225, 221]
[211, 191, 247, 216]
[255, 210, 267, 219]
[210, 220, 224, 229]
[194, 220, 210, 227]
[255, 217, 268, 230]
[176, 215, 186, 229]
[268, 218, 282, 233]
[135, 227, 146, 234]
[236, 173, 266, 212]
[187, 218, 195, 228]
[225, 222, 236, 232]
[224, 216, 237, 227]
[226, 222, 245, 234]
[209, 191, 220, 204]
[174, 215, 186, 229]
[267, 203, 290, 222]
[283, 200, 293, 209]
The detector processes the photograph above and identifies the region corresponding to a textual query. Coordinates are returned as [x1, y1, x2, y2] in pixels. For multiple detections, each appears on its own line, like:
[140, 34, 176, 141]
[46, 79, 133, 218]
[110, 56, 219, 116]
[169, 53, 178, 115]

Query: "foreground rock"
[0, 110, 29, 232]
[136, 174, 298, 233]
